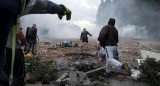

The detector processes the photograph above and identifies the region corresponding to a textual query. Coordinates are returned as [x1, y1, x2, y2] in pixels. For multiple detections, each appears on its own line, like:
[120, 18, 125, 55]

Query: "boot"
[121, 61, 131, 75]
[105, 72, 111, 78]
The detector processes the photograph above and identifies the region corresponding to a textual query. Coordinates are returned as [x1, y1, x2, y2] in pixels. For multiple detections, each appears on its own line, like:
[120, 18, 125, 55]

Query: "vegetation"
[140, 58, 160, 86]
[26, 57, 58, 84]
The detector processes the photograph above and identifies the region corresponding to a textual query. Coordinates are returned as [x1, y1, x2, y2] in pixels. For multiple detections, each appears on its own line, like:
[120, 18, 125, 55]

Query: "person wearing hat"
[80, 28, 92, 47]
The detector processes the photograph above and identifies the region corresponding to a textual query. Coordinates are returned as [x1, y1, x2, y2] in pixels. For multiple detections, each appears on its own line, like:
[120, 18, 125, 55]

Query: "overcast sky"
[50, 0, 101, 30]
[21, 0, 101, 39]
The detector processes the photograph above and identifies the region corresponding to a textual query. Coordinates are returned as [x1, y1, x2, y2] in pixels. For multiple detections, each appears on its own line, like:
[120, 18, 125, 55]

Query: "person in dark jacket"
[0, 0, 71, 85]
[26, 24, 39, 55]
[98, 18, 131, 78]
[80, 28, 92, 46]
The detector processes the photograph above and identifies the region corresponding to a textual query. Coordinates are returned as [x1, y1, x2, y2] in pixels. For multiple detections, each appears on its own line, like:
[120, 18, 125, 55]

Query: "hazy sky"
[20, 0, 101, 39]
[50, 0, 101, 30]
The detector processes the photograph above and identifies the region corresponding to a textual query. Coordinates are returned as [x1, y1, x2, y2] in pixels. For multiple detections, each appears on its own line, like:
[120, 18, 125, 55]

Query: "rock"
[56, 58, 69, 70]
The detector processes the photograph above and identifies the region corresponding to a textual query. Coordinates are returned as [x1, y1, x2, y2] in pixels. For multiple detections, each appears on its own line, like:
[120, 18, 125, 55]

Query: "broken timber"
[56, 66, 130, 84]
[55, 66, 106, 83]
[85, 66, 106, 75]
[85, 66, 129, 76]
[56, 73, 68, 82]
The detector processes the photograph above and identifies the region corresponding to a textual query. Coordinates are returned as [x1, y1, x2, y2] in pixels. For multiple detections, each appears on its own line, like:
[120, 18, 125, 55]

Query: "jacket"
[98, 18, 119, 47]
[21, 0, 47, 16]
[20, 0, 65, 16]
[80, 30, 92, 38]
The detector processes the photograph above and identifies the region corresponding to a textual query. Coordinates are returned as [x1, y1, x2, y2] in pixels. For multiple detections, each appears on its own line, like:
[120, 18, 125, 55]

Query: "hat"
[83, 28, 86, 30]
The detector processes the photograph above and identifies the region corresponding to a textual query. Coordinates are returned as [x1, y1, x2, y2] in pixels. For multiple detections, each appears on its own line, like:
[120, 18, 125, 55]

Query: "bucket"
[25, 53, 33, 60]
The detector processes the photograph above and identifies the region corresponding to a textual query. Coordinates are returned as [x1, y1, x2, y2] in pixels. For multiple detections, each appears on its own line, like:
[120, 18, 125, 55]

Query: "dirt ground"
[25, 38, 160, 86]
[36, 38, 143, 67]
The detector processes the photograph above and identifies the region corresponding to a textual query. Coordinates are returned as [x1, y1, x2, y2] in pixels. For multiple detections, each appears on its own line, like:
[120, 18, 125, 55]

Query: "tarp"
[62, 40, 72, 47]
[140, 48, 160, 61]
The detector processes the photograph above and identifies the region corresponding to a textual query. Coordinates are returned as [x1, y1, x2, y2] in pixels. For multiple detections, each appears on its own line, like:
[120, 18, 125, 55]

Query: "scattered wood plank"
[61, 78, 70, 82]
[56, 73, 68, 82]
[85, 66, 106, 75]
[85, 66, 129, 76]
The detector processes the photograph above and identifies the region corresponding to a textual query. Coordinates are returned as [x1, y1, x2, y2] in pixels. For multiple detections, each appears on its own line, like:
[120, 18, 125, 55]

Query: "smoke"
[20, 14, 81, 41]
[120, 25, 148, 38]
[96, 0, 160, 39]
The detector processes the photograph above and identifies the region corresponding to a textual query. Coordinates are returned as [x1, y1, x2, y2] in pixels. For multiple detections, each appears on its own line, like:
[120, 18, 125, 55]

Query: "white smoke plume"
[96, 0, 160, 39]
[120, 25, 148, 38]
[20, 14, 81, 41]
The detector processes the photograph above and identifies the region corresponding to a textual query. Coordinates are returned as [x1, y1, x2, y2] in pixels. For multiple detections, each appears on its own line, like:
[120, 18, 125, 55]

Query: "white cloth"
[97, 41, 106, 54]
[100, 47, 106, 55]
[96, 42, 100, 49]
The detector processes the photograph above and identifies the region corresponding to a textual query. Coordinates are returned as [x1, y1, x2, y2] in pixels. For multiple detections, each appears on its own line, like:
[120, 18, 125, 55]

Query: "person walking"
[80, 28, 92, 46]
[98, 18, 131, 78]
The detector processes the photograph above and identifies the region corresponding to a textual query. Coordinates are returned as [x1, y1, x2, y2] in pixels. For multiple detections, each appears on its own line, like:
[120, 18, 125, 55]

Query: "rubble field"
[25, 38, 160, 86]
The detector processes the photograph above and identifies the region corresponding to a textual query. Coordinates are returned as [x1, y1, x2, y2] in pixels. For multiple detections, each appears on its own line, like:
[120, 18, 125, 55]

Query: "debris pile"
[26, 58, 58, 84]
[56, 69, 107, 86]
[56, 58, 70, 70]
[24, 38, 160, 86]
[74, 60, 100, 72]
[87, 67, 106, 82]
[139, 58, 160, 86]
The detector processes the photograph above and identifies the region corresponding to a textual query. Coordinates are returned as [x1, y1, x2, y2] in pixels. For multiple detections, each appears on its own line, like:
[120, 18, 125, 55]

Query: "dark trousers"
[5, 48, 25, 86]
[0, 0, 20, 84]
[29, 40, 35, 54]
[82, 37, 88, 43]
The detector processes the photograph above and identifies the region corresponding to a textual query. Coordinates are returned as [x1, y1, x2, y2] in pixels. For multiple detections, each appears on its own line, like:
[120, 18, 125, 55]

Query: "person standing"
[26, 24, 39, 55]
[80, 28, 92, 46]
[98, 18, 131, 78]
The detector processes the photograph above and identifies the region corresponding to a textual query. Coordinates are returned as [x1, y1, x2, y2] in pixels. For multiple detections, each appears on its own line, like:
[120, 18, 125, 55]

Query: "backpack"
[28, 26, 37, 40]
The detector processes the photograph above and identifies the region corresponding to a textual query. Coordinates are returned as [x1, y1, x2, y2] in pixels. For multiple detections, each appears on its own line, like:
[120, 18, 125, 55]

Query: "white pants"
[105, 46, 122, 73]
